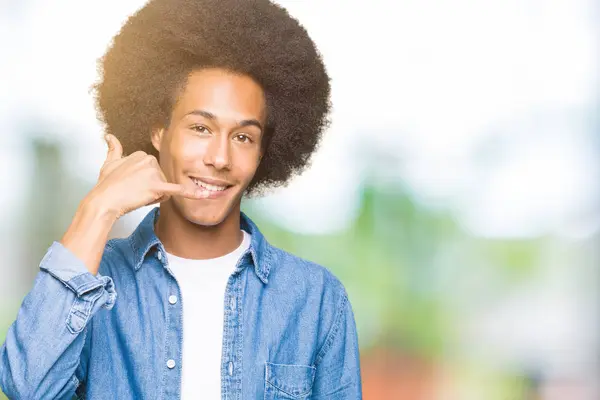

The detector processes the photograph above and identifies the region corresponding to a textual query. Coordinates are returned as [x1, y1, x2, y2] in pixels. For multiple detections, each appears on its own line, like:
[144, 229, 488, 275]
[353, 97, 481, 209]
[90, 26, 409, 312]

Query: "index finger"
[156, 182, 208, 199]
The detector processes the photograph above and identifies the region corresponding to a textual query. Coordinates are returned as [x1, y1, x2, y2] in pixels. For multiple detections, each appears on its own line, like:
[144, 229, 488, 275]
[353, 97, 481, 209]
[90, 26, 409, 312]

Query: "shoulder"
[97, 237, 136, 277]
[266, 245, 349, 309]
[270, 246, 345, 288]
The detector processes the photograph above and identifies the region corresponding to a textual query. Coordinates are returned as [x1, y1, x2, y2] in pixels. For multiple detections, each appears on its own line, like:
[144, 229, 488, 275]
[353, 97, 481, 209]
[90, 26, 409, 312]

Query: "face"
[151, 68, 266, 226]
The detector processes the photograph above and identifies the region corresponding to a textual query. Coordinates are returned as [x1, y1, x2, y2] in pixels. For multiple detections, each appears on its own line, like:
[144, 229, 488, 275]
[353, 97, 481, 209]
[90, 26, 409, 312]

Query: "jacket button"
[169, 295, 178, 305]
[228, 361, 234, 376]
[157, 251, 163, 261]
[167, 359, 176, 369]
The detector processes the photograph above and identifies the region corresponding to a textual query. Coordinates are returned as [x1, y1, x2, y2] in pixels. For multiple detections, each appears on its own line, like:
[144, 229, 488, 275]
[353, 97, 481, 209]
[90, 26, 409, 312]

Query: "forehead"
[172, 68, 266, 124]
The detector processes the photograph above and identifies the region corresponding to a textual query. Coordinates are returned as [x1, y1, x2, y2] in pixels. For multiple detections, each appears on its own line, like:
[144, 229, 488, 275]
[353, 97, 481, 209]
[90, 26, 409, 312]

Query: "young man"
[0, 0, 361, 399]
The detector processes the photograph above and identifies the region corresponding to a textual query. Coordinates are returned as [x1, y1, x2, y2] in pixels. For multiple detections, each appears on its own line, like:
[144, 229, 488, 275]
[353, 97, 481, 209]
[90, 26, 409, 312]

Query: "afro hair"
[94, 0, 331, 194]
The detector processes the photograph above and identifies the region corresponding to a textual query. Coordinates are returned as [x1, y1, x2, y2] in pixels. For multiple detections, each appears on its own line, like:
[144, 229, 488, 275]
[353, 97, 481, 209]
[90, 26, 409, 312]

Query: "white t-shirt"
[166, 230, 251, 399]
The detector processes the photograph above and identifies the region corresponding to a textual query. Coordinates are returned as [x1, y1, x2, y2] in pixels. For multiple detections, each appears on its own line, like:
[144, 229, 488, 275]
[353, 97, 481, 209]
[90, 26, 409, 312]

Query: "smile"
[189, 176, 234, 199]
[191, 178, 228, 192]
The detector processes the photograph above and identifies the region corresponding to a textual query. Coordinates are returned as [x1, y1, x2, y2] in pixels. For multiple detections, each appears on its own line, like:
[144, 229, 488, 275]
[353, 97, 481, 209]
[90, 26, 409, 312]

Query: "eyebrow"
[186, 109, 263, 132]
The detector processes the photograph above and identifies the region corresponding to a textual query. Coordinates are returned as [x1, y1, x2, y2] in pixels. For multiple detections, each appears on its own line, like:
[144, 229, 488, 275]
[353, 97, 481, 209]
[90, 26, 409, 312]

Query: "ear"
[259, 145, 266, 161]
[151, 128, 165, 153]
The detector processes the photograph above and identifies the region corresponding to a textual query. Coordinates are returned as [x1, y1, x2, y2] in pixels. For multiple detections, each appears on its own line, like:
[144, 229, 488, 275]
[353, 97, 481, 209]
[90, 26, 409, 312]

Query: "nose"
[203, 134, 231, 170]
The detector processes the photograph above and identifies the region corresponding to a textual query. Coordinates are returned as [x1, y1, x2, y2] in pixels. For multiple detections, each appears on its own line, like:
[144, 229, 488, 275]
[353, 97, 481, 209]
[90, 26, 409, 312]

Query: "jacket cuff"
[39, 241, 116, 307]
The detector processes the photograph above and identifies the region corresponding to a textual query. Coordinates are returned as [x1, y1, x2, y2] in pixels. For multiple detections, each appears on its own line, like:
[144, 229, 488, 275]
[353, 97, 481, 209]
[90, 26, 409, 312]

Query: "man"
[0, 0, 361, 399]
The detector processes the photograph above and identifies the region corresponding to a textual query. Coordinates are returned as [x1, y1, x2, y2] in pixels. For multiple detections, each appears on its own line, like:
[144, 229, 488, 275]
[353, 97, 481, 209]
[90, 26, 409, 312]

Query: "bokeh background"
[1, 0, 599, 399]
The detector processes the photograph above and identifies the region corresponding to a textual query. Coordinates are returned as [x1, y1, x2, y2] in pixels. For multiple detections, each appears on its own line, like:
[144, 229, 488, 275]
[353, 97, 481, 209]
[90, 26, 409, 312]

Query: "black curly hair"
[94, 0, 331, 194]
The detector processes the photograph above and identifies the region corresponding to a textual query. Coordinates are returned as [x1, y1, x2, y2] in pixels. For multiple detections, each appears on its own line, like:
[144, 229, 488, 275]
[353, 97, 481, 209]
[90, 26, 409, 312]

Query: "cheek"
[170, 133, 206, 164]
[236, 151, 261, 180]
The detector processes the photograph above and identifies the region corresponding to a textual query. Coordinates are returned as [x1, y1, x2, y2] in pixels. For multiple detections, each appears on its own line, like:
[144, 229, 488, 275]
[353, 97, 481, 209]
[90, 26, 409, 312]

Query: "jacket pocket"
[264, 362, 316, 400]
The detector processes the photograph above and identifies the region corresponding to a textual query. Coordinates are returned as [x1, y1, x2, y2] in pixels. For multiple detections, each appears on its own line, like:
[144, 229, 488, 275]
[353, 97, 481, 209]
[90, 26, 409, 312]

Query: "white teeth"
[192, 178, 227, 192]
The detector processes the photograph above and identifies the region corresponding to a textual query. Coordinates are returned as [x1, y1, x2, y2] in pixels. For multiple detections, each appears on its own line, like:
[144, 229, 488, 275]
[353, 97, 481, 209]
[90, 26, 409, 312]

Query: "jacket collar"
[128, 207, 273, 284]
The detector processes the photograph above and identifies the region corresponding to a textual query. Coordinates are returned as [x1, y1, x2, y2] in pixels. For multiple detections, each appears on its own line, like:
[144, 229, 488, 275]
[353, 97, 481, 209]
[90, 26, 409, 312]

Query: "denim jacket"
[0, 208, 362, 399]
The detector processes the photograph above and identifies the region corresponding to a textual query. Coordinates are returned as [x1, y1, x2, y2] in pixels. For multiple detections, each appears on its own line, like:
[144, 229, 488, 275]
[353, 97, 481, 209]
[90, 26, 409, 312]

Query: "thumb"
[104, 134, 123, 163]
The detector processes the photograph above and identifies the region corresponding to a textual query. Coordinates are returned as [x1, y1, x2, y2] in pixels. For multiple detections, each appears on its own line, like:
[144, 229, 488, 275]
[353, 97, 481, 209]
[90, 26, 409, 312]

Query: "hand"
[90, 134, 205, 219]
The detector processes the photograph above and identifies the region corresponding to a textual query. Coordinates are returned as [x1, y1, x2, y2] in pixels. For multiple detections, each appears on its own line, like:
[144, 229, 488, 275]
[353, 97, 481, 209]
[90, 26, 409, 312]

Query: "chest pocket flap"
[265, 362, 316, 399]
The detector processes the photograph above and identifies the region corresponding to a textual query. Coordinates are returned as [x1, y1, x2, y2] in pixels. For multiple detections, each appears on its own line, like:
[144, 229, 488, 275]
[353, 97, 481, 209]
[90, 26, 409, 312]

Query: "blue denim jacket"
[0, 208, 362, 399]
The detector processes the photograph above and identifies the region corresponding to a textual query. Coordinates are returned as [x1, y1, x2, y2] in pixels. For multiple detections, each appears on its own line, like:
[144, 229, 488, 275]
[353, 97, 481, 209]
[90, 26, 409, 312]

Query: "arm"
[1, 135, 203, 399]
[312, 292, 363, 399]
[0, 201, 118, 400]
[0, 243, 116, 399]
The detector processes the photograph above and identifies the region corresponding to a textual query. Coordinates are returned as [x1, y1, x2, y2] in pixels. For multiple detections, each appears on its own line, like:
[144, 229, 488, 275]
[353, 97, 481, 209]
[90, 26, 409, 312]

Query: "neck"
[155, 201, 243, 260]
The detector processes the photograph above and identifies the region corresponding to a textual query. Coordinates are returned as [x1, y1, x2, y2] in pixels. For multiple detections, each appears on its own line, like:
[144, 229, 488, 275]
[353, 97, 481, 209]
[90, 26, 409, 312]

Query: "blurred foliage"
[0, 138, 90, 400]
[21, 138, 91, 283]
[244, 184, 548, 361]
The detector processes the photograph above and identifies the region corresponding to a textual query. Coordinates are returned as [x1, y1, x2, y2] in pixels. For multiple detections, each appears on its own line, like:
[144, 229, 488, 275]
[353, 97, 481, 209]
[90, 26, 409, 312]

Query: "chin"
[177, 199, 236, 228]
[183, 208, 225, 227]
[188, 214, 225, 227]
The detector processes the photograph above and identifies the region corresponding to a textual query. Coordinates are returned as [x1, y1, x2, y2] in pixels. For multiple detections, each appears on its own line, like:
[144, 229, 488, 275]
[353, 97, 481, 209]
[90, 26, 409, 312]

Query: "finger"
[156, 169, 205, 200]
[156, 182, 208, 199]
[156, 171, 175, 202]
[145, 193, 171, 207]
[104, 134, 123, 163]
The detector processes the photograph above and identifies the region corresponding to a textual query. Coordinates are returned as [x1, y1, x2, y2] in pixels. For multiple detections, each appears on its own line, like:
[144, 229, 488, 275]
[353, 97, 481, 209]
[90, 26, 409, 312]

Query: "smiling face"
[151, 68, 266, 226]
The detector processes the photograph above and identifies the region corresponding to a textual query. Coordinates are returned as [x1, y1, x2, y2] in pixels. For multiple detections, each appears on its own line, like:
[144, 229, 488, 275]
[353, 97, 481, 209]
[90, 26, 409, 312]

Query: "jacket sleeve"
[0, 242, 117, 400]
[312, 291, 363, 399]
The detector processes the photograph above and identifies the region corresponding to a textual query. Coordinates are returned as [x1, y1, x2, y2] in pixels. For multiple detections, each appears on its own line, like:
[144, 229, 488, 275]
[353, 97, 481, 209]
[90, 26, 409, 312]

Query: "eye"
[191, 125, 210, 134]
[235, 134, 252, 143]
